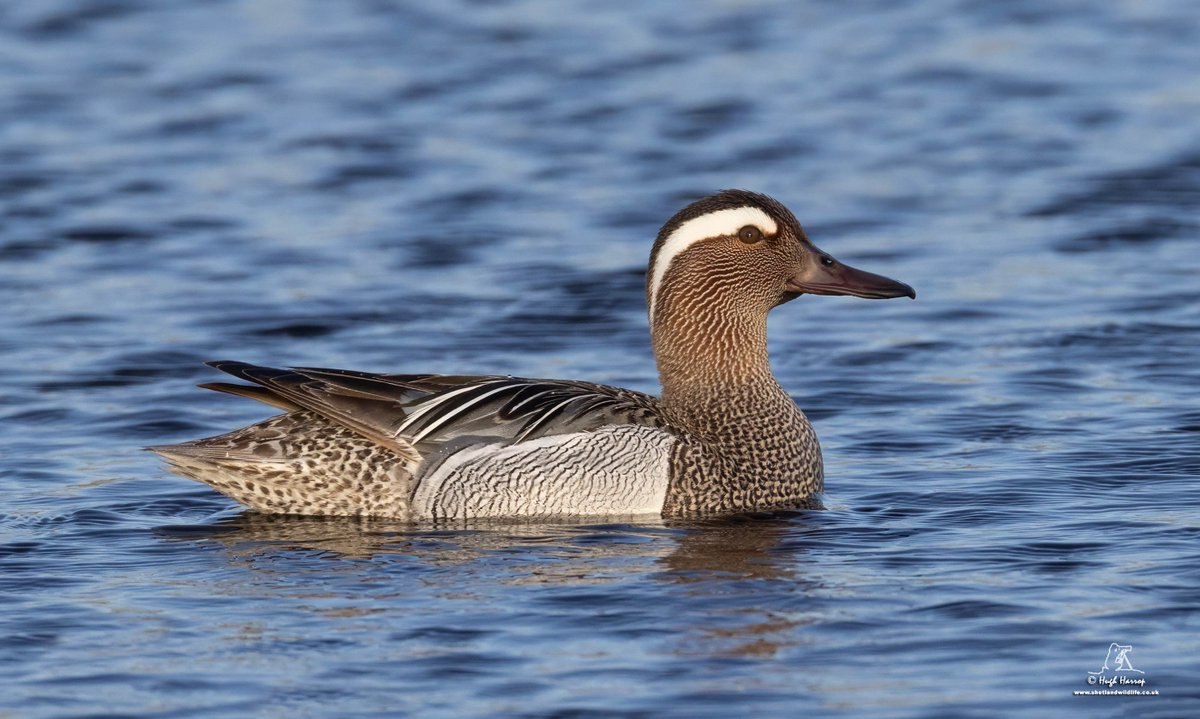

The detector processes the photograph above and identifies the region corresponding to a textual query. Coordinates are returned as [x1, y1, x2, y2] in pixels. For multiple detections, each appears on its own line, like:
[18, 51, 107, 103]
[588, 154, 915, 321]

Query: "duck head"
[646, 189, 915, 329]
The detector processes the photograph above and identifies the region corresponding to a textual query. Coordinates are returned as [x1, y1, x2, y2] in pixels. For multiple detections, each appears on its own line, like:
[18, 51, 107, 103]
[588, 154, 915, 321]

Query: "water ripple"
[2, 0, 1199, 717]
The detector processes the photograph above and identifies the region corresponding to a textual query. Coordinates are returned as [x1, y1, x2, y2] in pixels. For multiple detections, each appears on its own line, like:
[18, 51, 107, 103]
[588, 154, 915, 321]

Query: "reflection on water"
[2, 0, 1199, 716]
[168, 512, 817, 664]
[164, 511, 806, 584]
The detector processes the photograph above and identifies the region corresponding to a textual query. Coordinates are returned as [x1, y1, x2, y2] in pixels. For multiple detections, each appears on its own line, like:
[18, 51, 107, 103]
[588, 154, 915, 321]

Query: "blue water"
[2, 1, 1198, 717]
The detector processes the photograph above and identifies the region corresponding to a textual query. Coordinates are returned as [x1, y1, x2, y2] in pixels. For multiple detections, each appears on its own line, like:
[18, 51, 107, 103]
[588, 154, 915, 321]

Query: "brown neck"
[651, 284, 787, 435]
[646, 249, 823, 514]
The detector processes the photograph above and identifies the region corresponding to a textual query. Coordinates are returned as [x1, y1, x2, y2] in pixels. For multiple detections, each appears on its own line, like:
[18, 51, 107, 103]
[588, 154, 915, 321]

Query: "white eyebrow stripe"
[648, 206, 777, 322]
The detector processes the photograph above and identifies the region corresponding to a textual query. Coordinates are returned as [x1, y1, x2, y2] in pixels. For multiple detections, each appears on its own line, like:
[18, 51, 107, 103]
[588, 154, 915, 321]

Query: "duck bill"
[786, 254, 916, 300]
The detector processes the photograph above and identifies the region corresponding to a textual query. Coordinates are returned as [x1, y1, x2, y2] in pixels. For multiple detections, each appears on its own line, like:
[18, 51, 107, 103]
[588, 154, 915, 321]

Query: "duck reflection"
[659, 511, 818, 659]
[168, 509, 810, 583]
[659, 510, 811, 582]
[164, 508, 819, 659]
[172, 511, 670, 562]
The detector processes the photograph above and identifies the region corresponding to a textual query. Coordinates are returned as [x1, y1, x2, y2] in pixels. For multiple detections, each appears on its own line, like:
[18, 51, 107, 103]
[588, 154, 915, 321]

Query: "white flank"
[648, 206, 777, 321]
[411, 425, 674, 519]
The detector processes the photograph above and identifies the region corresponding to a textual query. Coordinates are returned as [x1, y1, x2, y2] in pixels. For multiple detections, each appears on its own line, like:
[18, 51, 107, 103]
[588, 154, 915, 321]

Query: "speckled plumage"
[152, 190, 914, 519]
[156, 410, 416, 516]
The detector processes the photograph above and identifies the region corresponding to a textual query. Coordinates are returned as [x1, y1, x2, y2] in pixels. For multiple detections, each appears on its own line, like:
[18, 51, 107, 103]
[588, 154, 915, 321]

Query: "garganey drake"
[152, 190, 914, 519]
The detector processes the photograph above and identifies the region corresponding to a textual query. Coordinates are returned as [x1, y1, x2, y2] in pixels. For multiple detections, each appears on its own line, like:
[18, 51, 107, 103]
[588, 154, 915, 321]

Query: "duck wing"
[200, 360, 667, 456]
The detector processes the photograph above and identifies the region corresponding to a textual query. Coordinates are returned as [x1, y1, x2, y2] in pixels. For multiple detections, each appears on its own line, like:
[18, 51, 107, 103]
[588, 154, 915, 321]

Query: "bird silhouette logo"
[1088, 643, 1144, 675]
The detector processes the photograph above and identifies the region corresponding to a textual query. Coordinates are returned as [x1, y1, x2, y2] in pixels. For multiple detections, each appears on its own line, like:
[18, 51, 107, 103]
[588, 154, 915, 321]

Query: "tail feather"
[154, 450, 357, 515]
[149, 411, 417, 518]
[196, 382, 301, 411]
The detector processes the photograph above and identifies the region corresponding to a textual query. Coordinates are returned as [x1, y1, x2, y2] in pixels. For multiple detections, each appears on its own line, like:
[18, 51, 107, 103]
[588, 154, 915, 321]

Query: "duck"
[151, 190, 914, 519]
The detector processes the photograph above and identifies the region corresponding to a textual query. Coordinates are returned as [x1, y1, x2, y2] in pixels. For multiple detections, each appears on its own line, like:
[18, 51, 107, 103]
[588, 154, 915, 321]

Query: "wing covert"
[202, 361, 667, 456]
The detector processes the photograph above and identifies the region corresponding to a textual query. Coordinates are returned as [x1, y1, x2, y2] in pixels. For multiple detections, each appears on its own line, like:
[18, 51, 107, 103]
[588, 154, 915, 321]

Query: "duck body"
[152, 190, 913, 519]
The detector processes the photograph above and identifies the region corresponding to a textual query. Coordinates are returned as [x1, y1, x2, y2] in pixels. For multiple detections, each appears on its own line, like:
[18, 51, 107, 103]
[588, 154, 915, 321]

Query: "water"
[2, 0, 1198, 716]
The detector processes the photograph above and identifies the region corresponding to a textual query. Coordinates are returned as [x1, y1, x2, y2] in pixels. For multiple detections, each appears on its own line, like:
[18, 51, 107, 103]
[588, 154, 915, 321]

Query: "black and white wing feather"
[200, 361, 668, 456]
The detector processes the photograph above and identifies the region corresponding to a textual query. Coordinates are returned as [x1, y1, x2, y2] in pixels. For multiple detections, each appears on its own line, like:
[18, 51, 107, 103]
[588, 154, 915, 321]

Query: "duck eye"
[738, 225, 764, 244]
[820, 255, 835, 267]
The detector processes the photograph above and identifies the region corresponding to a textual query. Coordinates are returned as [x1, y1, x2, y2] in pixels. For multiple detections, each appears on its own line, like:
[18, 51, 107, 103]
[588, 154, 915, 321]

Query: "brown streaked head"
[646, 189, 914, 329]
